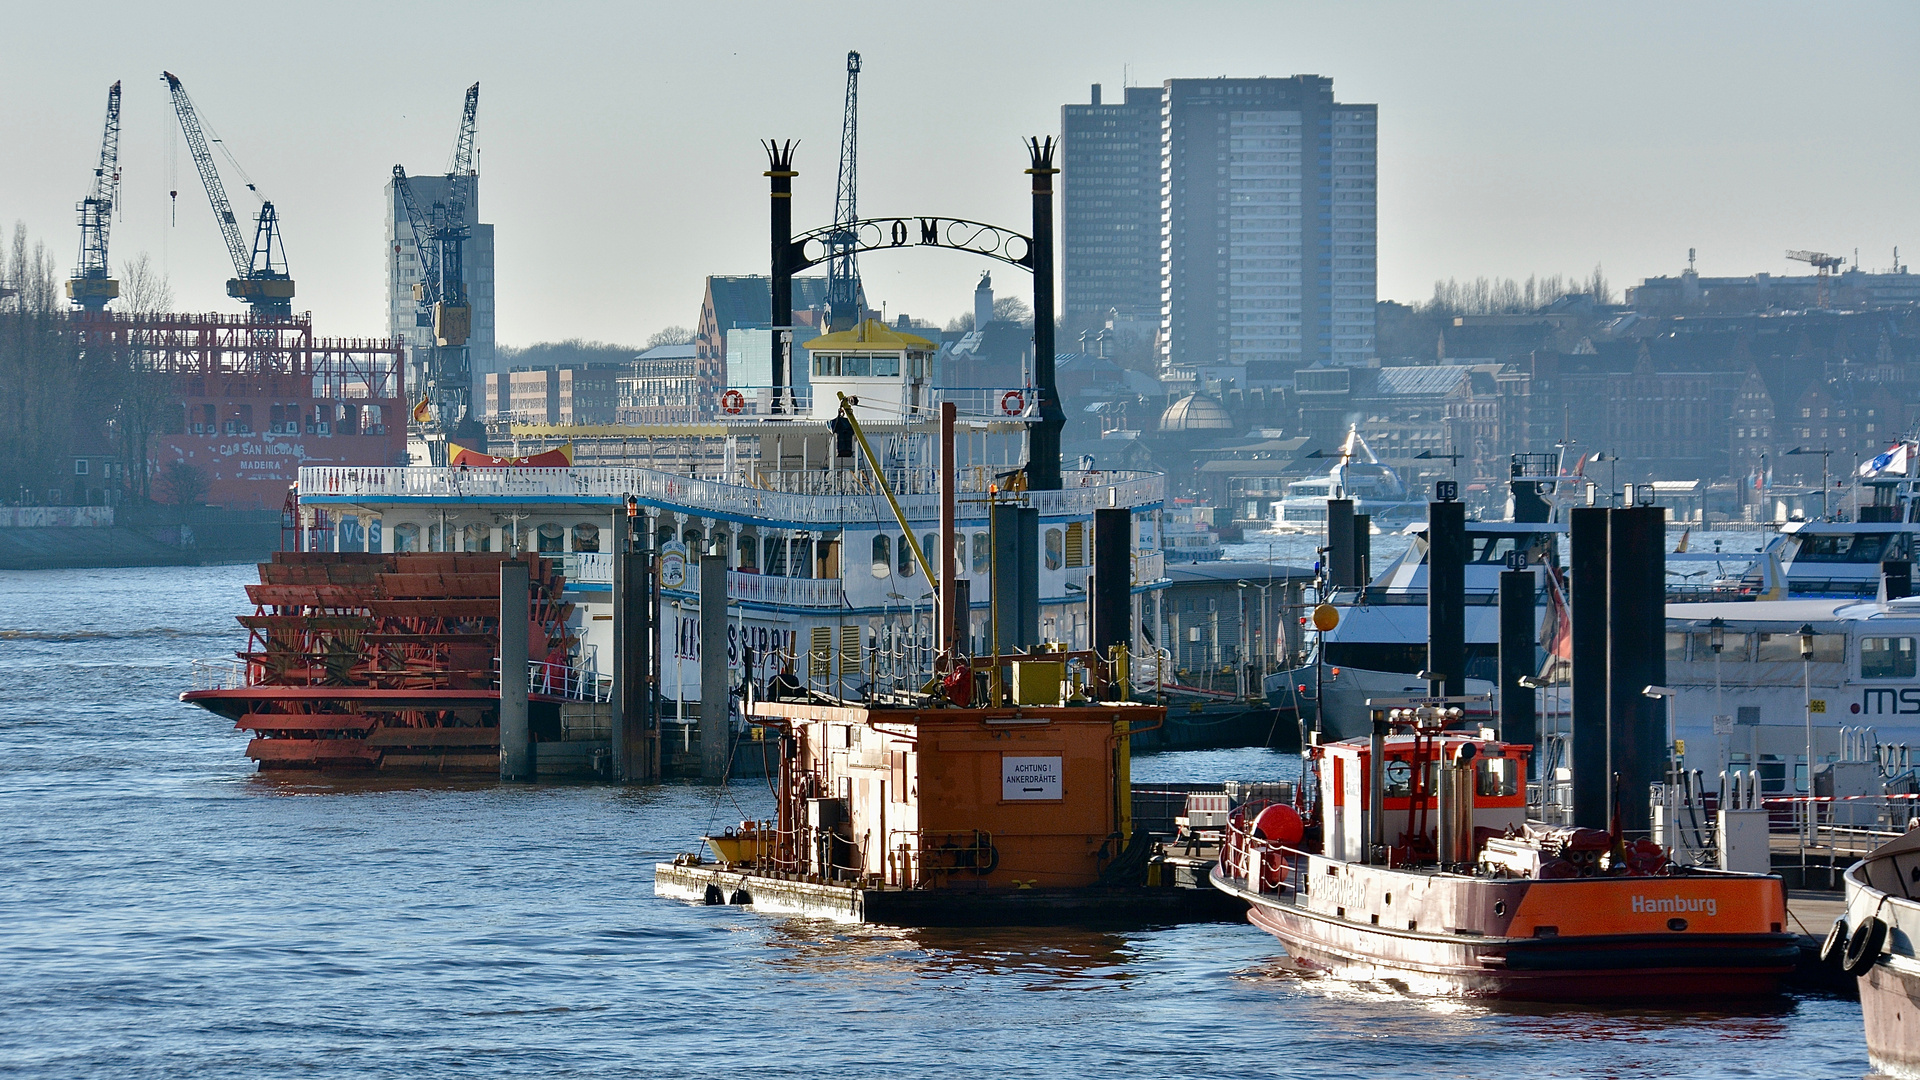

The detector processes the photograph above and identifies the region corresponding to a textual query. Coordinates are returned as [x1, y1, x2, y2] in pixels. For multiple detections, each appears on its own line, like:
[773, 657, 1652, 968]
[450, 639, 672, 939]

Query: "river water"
[0, 564, 1875, 1078]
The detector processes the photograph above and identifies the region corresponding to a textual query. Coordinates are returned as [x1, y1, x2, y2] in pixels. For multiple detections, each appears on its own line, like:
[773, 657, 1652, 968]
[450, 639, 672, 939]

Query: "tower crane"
[67, 81, 122, 312]
[826, 51, 864, 332]
[1786, 249, 1845, 309]
[161, 72, 294, 317]
[393, 82, 481, 456]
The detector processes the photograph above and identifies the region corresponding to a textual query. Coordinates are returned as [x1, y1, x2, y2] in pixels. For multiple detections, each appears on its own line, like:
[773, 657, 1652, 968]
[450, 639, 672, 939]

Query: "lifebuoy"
[721, 389, 746, 415]
[1843, 916, 1888, 977]
[1000, 389, 1025, 415]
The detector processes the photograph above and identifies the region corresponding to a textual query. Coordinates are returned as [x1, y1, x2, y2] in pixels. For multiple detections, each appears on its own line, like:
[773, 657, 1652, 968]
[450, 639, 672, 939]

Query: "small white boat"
[1271, 427, 1425, 533]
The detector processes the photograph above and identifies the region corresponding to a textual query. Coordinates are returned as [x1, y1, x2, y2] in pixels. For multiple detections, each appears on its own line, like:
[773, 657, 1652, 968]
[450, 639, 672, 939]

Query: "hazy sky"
[4, 2, 1916, 347]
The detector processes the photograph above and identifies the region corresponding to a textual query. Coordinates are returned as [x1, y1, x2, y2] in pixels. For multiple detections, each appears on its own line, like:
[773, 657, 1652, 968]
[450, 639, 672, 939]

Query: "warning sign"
[1002, 756, 1062, 801]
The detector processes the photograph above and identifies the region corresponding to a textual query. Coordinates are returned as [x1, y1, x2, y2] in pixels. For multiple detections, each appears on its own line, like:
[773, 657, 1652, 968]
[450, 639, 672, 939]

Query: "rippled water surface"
[0, 564, 1873, 1078]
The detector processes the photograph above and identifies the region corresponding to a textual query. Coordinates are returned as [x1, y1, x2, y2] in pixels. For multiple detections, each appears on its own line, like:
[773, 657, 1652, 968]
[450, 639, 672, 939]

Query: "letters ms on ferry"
[1861, 688, 1920, 715]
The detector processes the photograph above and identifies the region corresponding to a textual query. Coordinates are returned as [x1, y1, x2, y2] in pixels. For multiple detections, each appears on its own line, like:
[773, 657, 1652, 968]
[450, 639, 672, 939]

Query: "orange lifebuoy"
[1000, 390, 1025, 415]
[721, 389, 746, 415]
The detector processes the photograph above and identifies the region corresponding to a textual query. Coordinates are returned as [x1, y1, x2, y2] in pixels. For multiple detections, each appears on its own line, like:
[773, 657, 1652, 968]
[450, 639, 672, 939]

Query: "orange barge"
[181, 550, 591, 772]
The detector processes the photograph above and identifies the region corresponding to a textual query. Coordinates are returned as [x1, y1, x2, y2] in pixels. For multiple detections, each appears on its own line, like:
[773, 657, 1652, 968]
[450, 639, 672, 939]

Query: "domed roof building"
[1158, 392, 1234, 432]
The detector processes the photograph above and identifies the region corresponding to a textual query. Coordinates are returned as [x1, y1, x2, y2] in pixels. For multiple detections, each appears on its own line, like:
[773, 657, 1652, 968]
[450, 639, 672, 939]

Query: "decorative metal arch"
[787, 216, 1034, 273]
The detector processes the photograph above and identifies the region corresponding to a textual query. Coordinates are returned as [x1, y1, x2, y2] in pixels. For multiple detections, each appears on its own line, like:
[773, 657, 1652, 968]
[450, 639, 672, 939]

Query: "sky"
[3, 1, 1916, 348]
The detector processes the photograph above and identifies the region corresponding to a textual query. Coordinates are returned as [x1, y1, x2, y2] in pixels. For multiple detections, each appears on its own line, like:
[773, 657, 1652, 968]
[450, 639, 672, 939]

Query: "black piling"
[1885, 559, 1912, 601]
[1499, 566, 1537, 750]
[1569, 507, 1610, 830]
[1608, 506, 1666, 835]
[1327, 498, 1356, 587]
[1353, 514, 1371, 586]
[1091, 508, 1132, 671]
[992, 503, 1040, 650]
[1427, 494, 1467, 698]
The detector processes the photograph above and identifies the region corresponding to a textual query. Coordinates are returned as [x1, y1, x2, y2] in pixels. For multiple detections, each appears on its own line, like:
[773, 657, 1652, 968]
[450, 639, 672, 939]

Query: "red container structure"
[182, 551, 583, 772]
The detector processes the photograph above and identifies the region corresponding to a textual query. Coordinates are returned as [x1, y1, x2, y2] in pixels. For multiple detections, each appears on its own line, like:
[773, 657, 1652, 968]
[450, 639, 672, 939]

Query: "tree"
[161, 459, 209, 508]
[111, 253, 178, 503]
[645, 326, 694, 349]
[0, 222, 85, 504]
[119, 253, 174, 315]
[945, 312, 975, 334]
[992, 296, 1032, 326]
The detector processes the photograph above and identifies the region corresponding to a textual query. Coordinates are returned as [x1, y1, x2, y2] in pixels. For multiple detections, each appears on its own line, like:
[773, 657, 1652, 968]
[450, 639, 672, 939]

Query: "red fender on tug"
[1252, 803, 1304, 845]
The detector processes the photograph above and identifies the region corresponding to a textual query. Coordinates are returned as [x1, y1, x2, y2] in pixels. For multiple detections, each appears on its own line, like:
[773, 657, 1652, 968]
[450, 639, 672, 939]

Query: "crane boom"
[826, 51, 862, 331]
[391, 166, 442, 305]
[450, 83, 479, 179]
[68, 81, 122, 310]
[162, 71, 250, 278]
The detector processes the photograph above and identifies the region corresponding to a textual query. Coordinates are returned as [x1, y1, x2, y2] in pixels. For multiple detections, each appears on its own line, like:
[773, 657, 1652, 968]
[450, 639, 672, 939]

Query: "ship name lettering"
[1630, 894, 1716, 917]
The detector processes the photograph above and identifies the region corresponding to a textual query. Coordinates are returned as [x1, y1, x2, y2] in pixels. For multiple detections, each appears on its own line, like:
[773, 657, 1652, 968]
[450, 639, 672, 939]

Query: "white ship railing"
[726, 571, 843, 608]
[191, 658, 251, 691]
[563, 552, 614, 584]
[1133, 550, 1165, 584]
[299, 466, 1165, 523]
[494, 657, 611, 703]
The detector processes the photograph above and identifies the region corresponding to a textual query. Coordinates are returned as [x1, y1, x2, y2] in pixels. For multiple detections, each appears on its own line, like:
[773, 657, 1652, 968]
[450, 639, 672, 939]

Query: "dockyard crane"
[393, 82, 481, 458]
[67, 81, 122, 312]
[1787, 249, 1845, 309]
[825, 51, 864, 332]
[161, 72, 294, 318]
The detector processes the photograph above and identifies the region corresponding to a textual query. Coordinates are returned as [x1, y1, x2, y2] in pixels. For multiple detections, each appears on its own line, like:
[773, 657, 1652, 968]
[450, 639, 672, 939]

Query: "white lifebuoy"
[721, 389, 745, 415]
[1000, 390, 1025, 415]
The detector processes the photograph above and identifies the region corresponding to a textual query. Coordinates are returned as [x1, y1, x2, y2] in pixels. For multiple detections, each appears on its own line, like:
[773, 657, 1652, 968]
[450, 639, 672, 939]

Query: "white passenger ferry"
[1270, 428, 1426, 533]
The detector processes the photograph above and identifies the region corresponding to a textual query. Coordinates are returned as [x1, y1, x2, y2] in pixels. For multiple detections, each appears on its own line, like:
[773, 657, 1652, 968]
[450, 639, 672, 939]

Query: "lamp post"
[1709, 617, 1727, 781]
[1786, 446, 1835, 521]
[1799, 622, 1816, 848]
[1589, 452, 1620, 507]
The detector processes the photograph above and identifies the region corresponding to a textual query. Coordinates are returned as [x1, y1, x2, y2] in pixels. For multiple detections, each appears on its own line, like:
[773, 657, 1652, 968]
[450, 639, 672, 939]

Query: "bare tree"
[161, 459, 209, 508]
[119, 253, 175, 315]
[107, 253, 180, 503]
[992, 296, 1032, 326]
[945, 312, 975, 333]
[644, 326, 694, 350]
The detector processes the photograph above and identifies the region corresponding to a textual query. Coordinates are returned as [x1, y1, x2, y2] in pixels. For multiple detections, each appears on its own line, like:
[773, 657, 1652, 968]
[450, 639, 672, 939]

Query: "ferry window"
[1757, 632, 1843, 663]
[1689, 631, 1750, 662]
[844, 354, 872, 377]
[872, 354, 900, 377]
[572, 523, 599, 553]
[1665, 633, 1688, 662]
[537, 523, 564, 553]
[1862, 636, 1916, 679]
[1045, 528, 1064, 570]
[813, 353, 839, 377]
[1793, 533, 1888, 563]
[871, 534, 891, 578]
[899, 535, 916, 577]
[738, 535, 758, 571]
[393, 522, 419, 552]
[972, 533, 989, 574]
[427, 524, 445, 552]
[1477, 757, 1519, 798]
[462, 524, 489, 552]
[922, 534, 938, 576]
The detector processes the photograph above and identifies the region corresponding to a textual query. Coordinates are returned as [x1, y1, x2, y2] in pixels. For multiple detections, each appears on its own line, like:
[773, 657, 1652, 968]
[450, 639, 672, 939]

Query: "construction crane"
[67, 81, 122, 312]
[825, 51, 863, 332]
[393, 82, 481, 456]
[161, 71, 294, 317]
[1787, 249, 1845, 309]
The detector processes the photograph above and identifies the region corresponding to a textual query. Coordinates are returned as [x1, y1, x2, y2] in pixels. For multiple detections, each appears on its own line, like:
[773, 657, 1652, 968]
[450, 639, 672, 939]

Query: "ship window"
[973, 533, 989, 574]
[1045, 528, 1064, 570]
[1476, 757, 1519, 798]
[813, 353, 839, 377]
[427, 524, 446, 552]
[738, 535, 758, 571]
[537, 523, 564, 553]
[1861, 637, 1916, 679]
[872, 534, 891, 578]
[393, 522, 419, 552]
[1757, 632, 1843, 664]
[843, 354, 872, 377]
[462, 523, 489, 552]
[1793, 533, 1889, 563]
[1688, 631, 1750, 662]
[872, 354, 899, 377]
[899, 535, 916, 577]
[921, 534, 938, 577]
[1665, 633, 1688, 662]
[572, 523, 599, 553]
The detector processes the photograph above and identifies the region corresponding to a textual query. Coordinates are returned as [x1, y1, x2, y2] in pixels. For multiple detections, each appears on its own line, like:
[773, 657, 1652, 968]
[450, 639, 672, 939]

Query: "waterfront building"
[1158, 76, 1376, 384]
[383, 173, 497, 401]
[506, 365, 621, 426]
[695, 276, 830, 419]
[1061, 84, 1163, 329]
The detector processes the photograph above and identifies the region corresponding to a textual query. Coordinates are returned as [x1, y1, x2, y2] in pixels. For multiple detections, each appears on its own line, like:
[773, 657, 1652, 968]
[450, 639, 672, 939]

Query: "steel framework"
[68, 81, 121, 312]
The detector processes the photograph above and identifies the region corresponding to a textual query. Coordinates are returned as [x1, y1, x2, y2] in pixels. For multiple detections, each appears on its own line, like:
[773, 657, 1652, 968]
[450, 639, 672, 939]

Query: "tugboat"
[1216, 490, 1799, 1001]
[1210, 708, 1797, 1000]
[1839, 827, 1920, 1077]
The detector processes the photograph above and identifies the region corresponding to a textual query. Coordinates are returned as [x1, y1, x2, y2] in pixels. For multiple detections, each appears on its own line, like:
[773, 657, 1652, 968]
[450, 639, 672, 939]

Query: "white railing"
[726, 571, 843, 608]
[715, 386, 816, 416]
[931, 386, 1037, 419]
[298, 466, 1166, 524]
[497, 657, 611, 702]
[1133, 549, 1166, 584]
[563, 552, 615, 584]
[190, 658, 251, 691]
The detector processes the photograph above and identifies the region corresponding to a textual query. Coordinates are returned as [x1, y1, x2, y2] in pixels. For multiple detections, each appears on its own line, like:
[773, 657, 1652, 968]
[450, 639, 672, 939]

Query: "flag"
[1540, 566, 1573, 680]
[1674, 527, 1690, 554]
[412, 395, 431, 424]
[1861, 443, 1909, 478]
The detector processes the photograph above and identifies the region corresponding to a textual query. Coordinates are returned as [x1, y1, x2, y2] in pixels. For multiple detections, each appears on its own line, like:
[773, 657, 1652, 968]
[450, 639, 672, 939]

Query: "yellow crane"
[1786, 249, 1844, 309]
